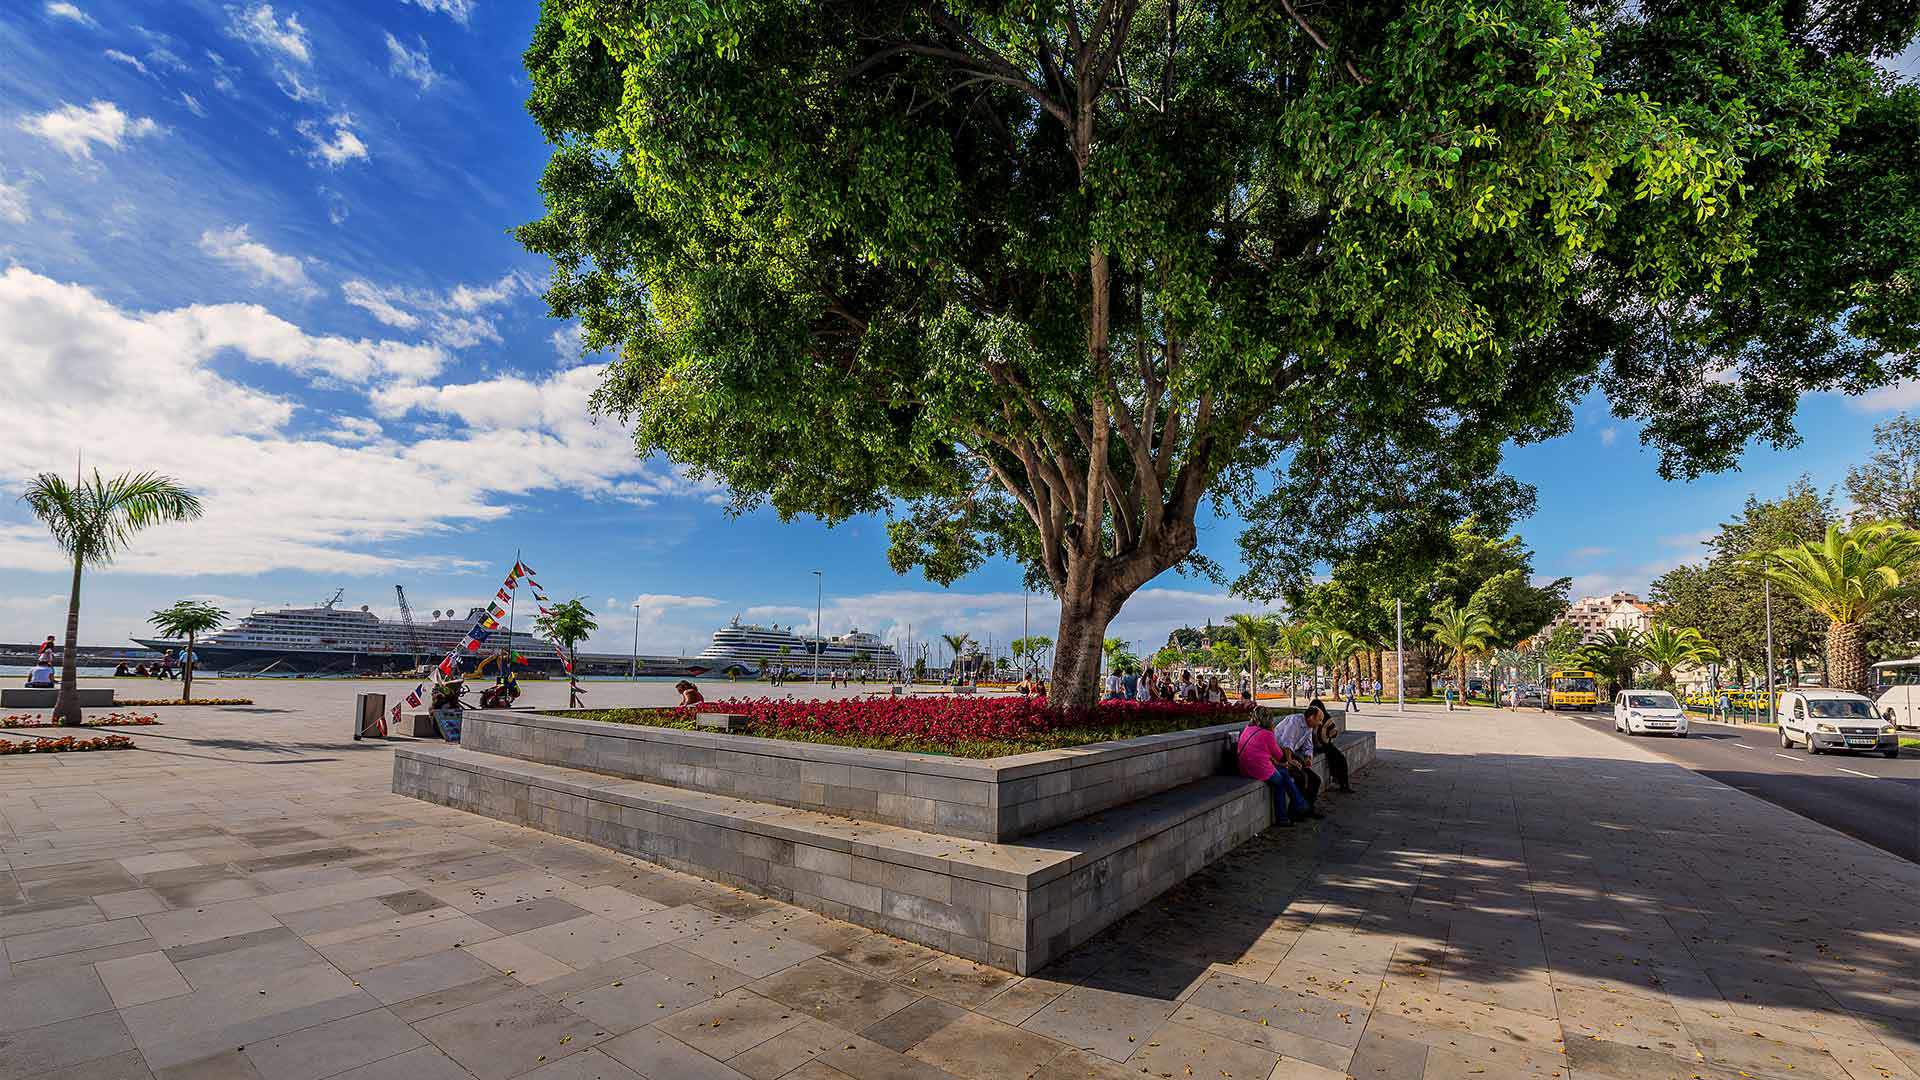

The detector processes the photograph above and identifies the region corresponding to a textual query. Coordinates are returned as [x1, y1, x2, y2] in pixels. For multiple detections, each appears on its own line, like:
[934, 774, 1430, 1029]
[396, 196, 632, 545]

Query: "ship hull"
[131, 640, 563, 675]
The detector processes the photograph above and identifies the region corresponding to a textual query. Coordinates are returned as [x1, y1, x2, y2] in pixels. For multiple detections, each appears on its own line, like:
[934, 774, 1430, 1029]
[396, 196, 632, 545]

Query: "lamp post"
[1395, 598, 1405, 713]
[630, 600, 641, 680]
[1764, 575, 1776, 725]
[812, 570, 823, 683]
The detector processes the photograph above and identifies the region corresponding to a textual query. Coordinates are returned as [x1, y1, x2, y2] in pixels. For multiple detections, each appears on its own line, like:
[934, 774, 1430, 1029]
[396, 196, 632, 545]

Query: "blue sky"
[1, 1, 1915, 660]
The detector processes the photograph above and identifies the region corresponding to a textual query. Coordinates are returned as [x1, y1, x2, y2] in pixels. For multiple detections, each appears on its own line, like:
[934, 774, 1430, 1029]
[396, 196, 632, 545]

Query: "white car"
[1614, 689, 1689, 737]
[1777, 689, 1900, 757]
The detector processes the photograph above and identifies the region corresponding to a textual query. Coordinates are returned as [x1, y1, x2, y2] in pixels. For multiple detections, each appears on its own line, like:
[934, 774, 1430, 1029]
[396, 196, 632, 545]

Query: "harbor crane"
[395, 585, 423, 672]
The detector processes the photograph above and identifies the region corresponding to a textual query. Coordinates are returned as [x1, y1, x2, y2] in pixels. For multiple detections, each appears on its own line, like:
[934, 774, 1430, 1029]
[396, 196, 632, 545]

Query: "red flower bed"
[0, 734, 137, 754]
[562, 696, 1250, 758]
[1, 712, 160, 728]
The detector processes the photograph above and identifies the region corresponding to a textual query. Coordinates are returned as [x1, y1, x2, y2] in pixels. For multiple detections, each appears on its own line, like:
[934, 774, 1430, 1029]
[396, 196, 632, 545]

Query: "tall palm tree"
[942, 633, 971, 679]
[1425, 600, 1496, 706]
[535, 598, 598, 707]
[146, 601, 227, 704]
[1273, 620, 1317, 705]
[23, 470, 202, 725]
[1639, 623, 1719, 692]
[1226, 612, 1276, 691]
[1316, 626, 1366, 694]
[1578, 627, 1647, 696]
[1747, 521, 1920, 693]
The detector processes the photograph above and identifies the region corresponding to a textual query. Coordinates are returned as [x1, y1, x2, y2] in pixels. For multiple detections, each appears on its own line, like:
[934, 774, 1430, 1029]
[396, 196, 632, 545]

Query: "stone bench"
[1, 687, 114, 708]
[394, 729, 1375, 974]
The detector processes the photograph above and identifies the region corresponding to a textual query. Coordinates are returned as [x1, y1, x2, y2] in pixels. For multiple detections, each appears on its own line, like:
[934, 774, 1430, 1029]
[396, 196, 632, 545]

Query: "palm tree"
[1425, 600, 1496, 706]
[1102, 636, 1130, 674]
[942, 633, 971, 679]
[1639, 623, 1720, 692]
[1578, 627, 1646, 697]
[1226, 612, 1276, 691]
[23, 470, 202, 725]
[1316, 627, 1366, 694]
[1273, 620, 1317, 705]
[146, 601, 226, 704]
[535, 598, 598, 707]
[1747, 521, 1920, 693]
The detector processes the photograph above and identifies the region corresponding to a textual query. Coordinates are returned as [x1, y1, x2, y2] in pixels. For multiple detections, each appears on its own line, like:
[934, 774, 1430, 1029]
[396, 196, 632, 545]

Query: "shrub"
[0, 734, 136, 754]
[557, 695, 1249, 758]
[1, 712, 159, 728]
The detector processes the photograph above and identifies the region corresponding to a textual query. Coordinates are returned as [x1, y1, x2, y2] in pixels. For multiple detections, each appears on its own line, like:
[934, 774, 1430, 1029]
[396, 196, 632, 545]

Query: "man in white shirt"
[1103, 671, 1124, 700]
[1272, 708, 1320, 807]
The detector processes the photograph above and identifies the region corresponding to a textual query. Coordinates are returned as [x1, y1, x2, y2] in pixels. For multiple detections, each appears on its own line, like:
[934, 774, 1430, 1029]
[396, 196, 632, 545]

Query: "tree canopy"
[518, 0, 1920, 706]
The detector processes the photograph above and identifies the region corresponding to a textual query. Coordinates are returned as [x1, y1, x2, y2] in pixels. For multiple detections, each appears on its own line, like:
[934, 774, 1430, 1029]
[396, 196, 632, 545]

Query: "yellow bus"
[1547, 669, 1600, 711]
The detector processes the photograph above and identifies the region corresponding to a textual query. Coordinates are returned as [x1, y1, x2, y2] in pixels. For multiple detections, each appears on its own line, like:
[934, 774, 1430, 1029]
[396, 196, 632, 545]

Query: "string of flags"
[388, 559, 540, 727]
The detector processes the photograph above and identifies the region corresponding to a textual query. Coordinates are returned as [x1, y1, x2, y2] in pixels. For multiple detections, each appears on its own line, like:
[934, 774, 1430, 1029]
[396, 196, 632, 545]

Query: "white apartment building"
[1543, 592, 1654, 643]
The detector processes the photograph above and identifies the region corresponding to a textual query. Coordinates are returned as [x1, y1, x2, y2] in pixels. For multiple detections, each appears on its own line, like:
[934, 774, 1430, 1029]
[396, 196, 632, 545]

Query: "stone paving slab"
[5, 684, 1920, 1079]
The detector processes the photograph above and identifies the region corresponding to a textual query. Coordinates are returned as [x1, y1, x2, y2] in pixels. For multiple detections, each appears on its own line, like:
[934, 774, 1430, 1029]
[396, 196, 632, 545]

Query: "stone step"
[393, 729, 1374, 974]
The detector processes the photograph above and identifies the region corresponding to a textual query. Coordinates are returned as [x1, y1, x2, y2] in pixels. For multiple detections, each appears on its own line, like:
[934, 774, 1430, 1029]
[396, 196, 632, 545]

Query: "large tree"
[1650, 479, 1833, 680]
[519, 0, 1920, 708]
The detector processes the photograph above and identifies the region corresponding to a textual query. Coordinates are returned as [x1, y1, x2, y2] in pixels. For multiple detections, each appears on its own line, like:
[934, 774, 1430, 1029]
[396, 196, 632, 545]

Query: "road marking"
[1836, 768, 1876, 779]
[1773, 754, 1801, 762]
[1732, 744, 1752, 750]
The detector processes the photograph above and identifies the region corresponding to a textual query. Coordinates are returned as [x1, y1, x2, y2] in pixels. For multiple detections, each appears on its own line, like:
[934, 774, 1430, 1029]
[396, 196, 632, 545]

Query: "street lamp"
[811, 570, 823, 683]
[630, 599, 641, 680]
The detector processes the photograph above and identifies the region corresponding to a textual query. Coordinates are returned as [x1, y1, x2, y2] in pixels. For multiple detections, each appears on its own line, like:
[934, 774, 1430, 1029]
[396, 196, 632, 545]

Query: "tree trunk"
[1828, 620, 1868, 694]
[182, 630, 194, 704]
[1049, 589, 1113, 713]
[54, 556, 83, 727]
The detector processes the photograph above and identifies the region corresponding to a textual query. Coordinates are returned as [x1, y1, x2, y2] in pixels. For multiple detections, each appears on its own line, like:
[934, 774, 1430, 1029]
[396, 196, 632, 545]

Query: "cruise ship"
[700, 617, 902, 673]
[132, 592, 566, 674]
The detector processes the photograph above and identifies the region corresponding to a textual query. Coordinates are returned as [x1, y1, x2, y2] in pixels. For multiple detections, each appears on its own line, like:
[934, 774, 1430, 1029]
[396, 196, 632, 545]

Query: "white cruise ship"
[701, 617, 901, 672]
[133, 591, 560, 674]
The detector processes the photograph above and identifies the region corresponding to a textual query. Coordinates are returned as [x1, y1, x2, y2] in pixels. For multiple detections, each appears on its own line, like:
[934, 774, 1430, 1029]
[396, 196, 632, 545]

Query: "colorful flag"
[481, 616, 498, 629]
[503, 577, 518, 591]
[512, 652, 528, 666]
[538, 606, 553, 616]
[527, 578, 543, 591]
[488, 603, 507, 619]
[405, 690, 421, 708]
[438, 657, 455, 676]
[496, 588, 512, 603]
[464, 636, 482, 651]
[516, 561, 538, 577]
[532, 593, 550, 603]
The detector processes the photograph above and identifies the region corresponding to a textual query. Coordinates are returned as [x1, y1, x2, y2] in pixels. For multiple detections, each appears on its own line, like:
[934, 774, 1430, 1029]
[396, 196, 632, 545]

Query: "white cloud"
[1853, 380, 1920, 413]
[1569, 546, 1612, 559]
[227, 3, 311, 65]
[104, 49, 150, 75]
[341, 279, 419, 328]
[0, 267, 706, 578]
[45, 2, 97, 27]
[298, 113, 368, 167]
[401, 0, 475, 26]
[318, 185, 349, 225]
[0, 177, 27, 224]
[1598, 425, 1618, 447]
[197, 224, 316, 295]
[179, 92, 207, 117]
[550, 323, 586, 366]
[206, 50, 241, 94]
[276, 67, 325, 104]
[341, 271, 527, 347]
[17, 100, 160, 160]
[384, 32, 439, 90]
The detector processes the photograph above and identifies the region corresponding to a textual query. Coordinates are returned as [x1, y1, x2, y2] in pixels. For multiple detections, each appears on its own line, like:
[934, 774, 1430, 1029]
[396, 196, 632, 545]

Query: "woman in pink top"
[1235, 712, 1311, 826]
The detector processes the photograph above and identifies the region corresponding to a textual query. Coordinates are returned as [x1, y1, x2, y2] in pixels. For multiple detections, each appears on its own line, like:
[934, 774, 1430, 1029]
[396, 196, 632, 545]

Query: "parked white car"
[1614, 690, 1689, 737]
[1778, 690, 1900, 757]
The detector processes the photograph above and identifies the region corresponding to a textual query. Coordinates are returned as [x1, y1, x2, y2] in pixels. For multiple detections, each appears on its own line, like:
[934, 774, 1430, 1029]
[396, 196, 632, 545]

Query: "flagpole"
[504, 547, 519, 683]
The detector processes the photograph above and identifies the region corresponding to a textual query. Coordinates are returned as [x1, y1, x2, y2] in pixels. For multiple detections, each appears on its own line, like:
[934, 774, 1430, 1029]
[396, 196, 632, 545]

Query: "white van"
[1613, 689, 1688, 737]
[1777, 689, 1900, 757]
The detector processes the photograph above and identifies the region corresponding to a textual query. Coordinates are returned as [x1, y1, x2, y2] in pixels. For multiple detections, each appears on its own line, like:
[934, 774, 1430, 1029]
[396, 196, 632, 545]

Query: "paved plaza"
[3, 681, 1919, 1080]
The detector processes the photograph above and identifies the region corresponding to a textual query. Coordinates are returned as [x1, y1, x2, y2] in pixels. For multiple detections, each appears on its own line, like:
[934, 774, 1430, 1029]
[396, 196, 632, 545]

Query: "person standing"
[36, 635, 56, 666]
[1344, 679, 1360, 714]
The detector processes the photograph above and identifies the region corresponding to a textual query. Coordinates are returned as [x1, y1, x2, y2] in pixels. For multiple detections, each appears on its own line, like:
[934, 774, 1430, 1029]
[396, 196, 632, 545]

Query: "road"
[1559, 709, 1920, 863]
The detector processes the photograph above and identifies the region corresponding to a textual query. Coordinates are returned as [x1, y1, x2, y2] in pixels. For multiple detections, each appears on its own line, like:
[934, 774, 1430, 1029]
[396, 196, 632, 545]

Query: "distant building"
[1543, 592, 1654, 643]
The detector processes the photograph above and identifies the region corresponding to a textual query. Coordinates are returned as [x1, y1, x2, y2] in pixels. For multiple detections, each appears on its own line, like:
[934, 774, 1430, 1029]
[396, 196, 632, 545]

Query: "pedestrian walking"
[1344, 680, 1359, 714]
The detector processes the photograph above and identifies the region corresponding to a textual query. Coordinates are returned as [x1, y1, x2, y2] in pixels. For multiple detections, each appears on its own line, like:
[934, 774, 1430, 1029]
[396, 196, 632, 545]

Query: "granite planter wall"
[460, 706, 1341, 843]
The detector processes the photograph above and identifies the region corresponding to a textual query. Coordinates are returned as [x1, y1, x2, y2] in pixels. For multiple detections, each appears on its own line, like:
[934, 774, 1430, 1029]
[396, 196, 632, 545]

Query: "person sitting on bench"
[1235, 710, 1317, 826]
[1274, 705, 1322, 808]
[25, 661, 55, 688]
[1305, 698, 1354, 793]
